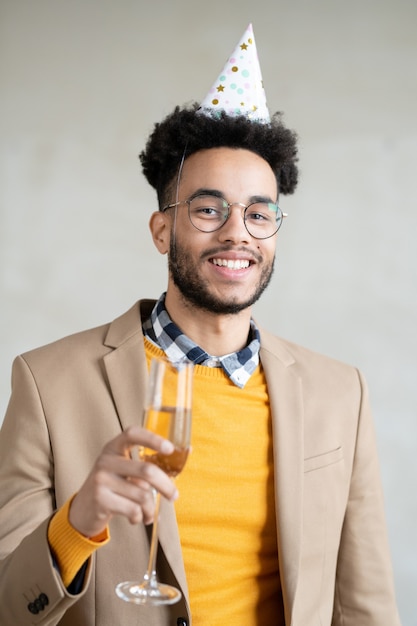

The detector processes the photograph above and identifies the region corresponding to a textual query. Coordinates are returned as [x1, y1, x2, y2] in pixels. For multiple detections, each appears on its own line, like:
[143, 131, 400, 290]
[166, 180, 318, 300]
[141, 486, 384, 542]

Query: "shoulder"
[259, 326, 363, 389]
[18, 300, 155, 370]
[259, 328, 370, 436]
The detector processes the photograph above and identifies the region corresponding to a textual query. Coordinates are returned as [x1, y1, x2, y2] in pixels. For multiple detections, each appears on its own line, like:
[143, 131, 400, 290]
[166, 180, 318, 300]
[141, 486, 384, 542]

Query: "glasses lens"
[188, 196, 228, 232]
[244, 202, 282, 238]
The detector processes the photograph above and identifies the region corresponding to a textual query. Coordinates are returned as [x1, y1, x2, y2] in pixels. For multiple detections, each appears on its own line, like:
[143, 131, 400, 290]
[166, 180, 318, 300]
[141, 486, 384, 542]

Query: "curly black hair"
[139, 103, 299, 208]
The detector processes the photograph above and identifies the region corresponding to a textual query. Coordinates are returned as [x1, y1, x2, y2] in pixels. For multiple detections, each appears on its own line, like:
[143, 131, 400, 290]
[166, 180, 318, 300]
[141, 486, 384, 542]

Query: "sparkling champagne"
[140, 405, 191, 477]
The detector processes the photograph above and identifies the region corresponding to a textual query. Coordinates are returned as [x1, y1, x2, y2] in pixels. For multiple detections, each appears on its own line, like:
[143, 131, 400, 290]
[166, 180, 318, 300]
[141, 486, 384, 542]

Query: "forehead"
[178, 147, 278, 200]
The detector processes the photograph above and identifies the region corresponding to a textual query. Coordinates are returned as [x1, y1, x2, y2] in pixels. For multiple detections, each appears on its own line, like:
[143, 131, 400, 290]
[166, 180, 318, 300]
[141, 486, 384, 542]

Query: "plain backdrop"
[1, 1, 416, 624]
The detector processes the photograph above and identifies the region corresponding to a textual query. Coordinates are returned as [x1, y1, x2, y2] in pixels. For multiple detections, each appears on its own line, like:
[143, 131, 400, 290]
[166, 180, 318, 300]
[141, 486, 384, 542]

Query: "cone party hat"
[198, 23, 270, 123]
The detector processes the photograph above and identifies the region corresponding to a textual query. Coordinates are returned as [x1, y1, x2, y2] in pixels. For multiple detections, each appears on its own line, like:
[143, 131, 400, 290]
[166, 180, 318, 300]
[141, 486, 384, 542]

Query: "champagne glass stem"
[144, 490, 161, 588]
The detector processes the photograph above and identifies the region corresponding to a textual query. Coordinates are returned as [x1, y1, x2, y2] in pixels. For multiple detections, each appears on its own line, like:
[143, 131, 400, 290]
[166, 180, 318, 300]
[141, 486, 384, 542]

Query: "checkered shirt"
[142, 293, 260, 389]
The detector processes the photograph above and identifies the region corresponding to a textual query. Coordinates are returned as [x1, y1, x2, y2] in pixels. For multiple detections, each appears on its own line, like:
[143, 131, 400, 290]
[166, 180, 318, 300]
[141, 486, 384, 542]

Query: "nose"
[217, 204, 251, 244]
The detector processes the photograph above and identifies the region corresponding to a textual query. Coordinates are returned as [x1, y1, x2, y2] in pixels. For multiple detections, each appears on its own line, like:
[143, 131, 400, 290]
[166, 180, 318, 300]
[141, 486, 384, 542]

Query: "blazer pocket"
[304, 446, 343, 473]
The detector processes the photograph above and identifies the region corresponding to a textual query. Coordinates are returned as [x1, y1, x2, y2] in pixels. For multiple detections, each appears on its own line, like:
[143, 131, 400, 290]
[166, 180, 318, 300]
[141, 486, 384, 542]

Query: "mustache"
[200, 245, 263, 264]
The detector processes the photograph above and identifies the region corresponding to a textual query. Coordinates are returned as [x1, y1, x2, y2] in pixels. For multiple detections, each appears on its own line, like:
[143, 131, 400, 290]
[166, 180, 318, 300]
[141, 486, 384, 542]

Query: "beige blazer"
[0, 300, 401, 625]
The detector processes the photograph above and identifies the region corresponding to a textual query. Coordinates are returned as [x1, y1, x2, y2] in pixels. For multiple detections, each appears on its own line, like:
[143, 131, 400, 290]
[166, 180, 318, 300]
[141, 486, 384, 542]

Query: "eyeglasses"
[162, 194, 287, 240]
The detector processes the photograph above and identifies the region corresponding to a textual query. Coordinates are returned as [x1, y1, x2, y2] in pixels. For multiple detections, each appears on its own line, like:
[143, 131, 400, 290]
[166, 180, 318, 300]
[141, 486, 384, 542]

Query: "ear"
[149, 211, 170, 254]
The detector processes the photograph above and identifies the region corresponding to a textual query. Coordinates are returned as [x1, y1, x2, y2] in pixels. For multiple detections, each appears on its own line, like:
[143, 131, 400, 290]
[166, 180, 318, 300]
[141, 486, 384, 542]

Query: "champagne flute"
[115, 356, 193, 605]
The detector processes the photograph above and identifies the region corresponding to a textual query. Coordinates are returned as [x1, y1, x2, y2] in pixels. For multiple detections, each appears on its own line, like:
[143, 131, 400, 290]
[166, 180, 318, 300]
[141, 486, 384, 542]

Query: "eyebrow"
[188, 188, 276, 204]
[188, 188, 224, 201]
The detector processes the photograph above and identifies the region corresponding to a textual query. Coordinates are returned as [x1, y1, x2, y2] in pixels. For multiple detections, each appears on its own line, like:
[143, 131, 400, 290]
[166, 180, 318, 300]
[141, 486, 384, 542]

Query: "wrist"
[48, 495, 110, 587]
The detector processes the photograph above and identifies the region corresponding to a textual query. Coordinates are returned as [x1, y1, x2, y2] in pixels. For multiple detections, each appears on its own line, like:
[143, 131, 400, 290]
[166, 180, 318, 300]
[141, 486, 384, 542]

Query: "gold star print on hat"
[198, 23, 270, 123]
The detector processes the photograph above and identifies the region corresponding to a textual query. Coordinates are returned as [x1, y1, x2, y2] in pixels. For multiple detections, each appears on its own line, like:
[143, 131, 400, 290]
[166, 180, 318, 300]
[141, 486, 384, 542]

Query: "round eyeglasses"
[162, 194, 287, 240]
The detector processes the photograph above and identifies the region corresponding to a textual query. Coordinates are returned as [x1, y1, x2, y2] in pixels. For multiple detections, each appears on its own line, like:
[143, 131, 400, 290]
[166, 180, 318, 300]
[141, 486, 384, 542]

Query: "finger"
[105, 426, 175, 458]
[94, 469, 169, 525]
[108, 476, 157, 524]
[90, 482, 155, 526]
[95, 454, 178, 502]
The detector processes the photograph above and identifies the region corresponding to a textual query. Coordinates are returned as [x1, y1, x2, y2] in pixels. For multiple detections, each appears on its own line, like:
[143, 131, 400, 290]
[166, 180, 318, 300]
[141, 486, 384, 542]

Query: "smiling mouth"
[211, 258, 251, 270]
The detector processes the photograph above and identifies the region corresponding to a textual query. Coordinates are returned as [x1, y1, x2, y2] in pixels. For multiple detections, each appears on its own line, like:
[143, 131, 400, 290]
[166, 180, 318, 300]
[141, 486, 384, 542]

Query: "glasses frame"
[162, 197, 287, 240]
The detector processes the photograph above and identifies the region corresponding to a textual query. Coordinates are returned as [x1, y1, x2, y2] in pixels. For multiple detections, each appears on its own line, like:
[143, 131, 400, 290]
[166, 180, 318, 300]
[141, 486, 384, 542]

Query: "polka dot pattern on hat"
[199, 23, 270, 123]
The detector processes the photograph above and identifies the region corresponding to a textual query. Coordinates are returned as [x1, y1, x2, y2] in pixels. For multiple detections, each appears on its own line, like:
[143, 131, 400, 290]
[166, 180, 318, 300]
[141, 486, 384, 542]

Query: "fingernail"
[161, 440, 174, 454]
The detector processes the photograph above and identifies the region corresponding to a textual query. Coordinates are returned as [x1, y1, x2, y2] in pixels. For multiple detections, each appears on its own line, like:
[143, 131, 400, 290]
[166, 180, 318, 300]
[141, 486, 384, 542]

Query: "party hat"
[199, 23, 270, 123]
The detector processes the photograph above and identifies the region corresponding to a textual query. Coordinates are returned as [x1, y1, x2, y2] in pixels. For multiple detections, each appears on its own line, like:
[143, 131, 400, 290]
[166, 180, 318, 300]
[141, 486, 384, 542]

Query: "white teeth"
[212, 258, 250, 270]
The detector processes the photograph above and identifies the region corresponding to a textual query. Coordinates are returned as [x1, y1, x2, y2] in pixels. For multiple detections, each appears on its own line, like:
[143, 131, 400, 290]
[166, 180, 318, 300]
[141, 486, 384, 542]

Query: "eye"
[190, 196, 226, 220]
[247, 211, 266, 221]
[245, 203, 276, 223]
[191, 205, 224, 221]
[198, 206, 220, 216]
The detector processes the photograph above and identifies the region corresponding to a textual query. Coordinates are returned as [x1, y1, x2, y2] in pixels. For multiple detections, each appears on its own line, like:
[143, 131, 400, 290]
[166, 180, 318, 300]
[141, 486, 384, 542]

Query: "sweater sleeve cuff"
[48, 494, 110, 588]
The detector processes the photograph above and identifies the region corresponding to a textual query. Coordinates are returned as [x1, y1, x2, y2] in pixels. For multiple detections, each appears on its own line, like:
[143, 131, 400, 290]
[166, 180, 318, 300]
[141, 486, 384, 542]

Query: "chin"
[177, 285, 265, 315]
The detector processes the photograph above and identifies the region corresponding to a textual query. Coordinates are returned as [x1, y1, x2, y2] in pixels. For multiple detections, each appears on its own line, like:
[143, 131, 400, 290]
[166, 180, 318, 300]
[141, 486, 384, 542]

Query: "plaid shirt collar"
[142, 293, 260, 389]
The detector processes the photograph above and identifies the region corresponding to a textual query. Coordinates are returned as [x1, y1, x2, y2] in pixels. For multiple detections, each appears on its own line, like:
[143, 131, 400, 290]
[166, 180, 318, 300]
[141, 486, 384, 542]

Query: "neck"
[164, 288, 253, 356]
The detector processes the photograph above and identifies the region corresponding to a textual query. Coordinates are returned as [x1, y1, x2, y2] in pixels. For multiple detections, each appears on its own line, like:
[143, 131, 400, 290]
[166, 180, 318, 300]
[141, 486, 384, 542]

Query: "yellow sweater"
[49, 340, 284, 623]
[171, 356, 282, 623]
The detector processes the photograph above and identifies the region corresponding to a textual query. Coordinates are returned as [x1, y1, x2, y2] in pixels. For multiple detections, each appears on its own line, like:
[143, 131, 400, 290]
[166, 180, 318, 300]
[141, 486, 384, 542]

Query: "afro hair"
[139, 103, 299, 208]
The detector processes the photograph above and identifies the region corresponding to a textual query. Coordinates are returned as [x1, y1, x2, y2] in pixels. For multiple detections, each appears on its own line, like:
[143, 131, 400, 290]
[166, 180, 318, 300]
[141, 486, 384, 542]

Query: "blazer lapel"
[103, 299, 155, 431]
[103, 337, 147, 431]
[260, 334, 304, 623]
[102, 300, 189, 602]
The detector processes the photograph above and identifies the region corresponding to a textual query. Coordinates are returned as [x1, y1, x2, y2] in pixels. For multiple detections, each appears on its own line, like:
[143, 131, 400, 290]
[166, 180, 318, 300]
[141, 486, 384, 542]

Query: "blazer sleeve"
[332, 369, 401, 625]
[0, 355, 91, 625]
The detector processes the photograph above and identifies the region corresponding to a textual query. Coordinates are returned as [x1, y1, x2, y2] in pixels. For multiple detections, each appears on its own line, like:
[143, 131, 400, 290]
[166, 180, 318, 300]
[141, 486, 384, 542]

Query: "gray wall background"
[1, 1, 416, 623]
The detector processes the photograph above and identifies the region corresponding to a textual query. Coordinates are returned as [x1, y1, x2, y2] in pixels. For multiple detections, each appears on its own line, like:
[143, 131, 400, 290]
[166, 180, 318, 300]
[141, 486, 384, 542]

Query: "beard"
[168, 235, 275, 315]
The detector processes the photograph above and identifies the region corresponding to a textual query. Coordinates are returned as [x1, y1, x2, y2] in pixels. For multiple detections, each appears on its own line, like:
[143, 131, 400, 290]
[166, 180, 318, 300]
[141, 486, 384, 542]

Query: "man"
[0, 25, 400, 626]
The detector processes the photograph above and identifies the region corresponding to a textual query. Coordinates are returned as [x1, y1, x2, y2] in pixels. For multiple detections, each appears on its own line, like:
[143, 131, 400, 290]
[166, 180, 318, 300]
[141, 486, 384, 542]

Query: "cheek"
[259, 238, 277, 259]
[172, 226, 212, 252]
